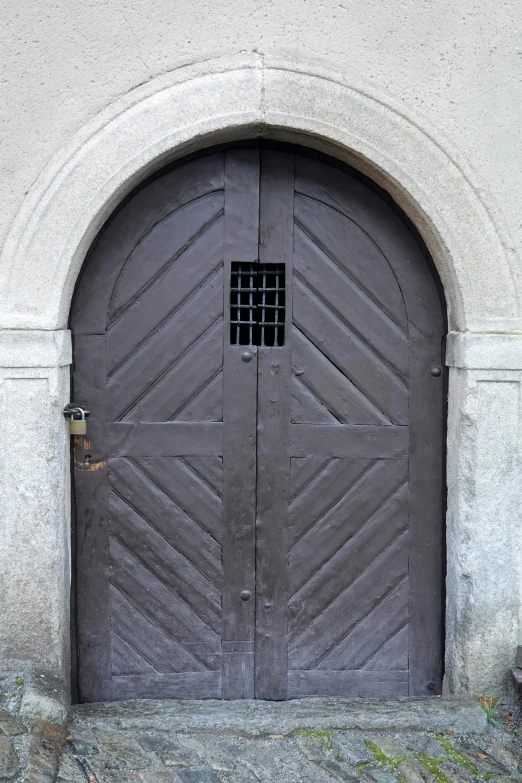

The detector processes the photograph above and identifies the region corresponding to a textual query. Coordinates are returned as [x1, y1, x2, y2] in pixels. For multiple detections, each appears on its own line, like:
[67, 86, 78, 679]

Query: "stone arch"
[0, 53, 519, 333]
[1, 54, 521, 697]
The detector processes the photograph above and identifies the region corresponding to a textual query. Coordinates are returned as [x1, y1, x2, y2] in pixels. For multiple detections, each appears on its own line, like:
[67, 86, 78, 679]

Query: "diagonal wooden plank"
[107, 216, 224, 375]
[108, 265, 224, 417]
[183, 457, 223, 498]
[362, 624, 409, 671]
[292, 189, 407, 330]
[179, 457, 223, 506]
[110, 584, 206, 673]
[294, 155, 443, 338]
[72, 154, 225, 333]
[110, 458, 222, 582]
[110, 537, 220, 649]
[111, 631, 156, 676]
[292, 327, 390, 425]
[294, 281, 408, 424]
[290, 459, 407, 594]
[122, 318, 224, 422]
[109, 507, 222, 639]
[318, 578, 409, 670]
[288, 532, 408, 669]
[108, 193, 224, 324]
[176, 370, 223, 422]
[289, 458, 373, 547]
[138, 457, 222, 544]
[289, 474, 408, 639]
[290, 456, 331, 501]
[291, 374, 339, 424]
[293, 222, 409, 376]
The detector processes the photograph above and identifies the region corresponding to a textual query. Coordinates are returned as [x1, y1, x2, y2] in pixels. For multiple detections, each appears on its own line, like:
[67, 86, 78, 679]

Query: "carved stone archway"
[0, 54, 521, 695]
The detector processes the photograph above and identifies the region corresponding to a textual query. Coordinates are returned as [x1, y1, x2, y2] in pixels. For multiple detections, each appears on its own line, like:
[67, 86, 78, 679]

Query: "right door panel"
[254, 150, 444, 699]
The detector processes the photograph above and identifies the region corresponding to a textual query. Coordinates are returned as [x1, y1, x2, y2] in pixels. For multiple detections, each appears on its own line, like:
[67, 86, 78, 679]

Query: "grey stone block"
[56, 752, 87, 783]
[177, 773, 221, 783]
[135, 734, 200, 768]
[70, 738, 100, 757]
[322, 760, 360, 783]
[367, 768, 400, 783]
[70, 697, 488, 735]
[138, 773, 176, 783]
[456, 745, 509, 777]
[487, 744, 522, 775]
[331, 733, 375, 764]
[396, 760, 437, 783]
[488, 777, 520, 783]
[0, 708, 27, 736]
[176, 738, 235, 773]
[295, 734, 328, 762]
[369, 738, 409, 759]
[438, 762, 477, 783]
[0, 736, 18, 780]
[19, 669, 68, 726]
[405, 735, 447, 758]
[24, 719, 68, 783]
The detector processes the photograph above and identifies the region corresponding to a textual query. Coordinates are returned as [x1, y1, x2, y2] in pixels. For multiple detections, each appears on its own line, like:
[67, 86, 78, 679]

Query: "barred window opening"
[230, 262, 286, 347]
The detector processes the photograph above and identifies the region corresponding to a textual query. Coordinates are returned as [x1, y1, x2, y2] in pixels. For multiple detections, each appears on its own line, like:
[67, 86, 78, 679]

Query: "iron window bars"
[230, 262, 286, 347]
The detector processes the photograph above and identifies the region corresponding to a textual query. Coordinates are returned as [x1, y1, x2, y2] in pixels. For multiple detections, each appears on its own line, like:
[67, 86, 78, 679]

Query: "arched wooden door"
[71, 145, 445, 703]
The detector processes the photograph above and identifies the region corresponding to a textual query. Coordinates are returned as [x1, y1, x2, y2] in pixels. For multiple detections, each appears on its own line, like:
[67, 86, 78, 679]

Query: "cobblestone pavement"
[54, 701, 522, 783]
[54, 720, 522, 783]
[2, 666, 522, 783]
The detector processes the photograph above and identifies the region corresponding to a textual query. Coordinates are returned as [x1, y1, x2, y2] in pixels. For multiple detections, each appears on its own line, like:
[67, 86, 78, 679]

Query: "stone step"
[70, 697, 487, 736]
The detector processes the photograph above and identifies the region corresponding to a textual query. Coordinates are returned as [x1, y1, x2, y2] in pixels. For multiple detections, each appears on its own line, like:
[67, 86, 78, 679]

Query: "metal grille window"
[230, 262, 286, 347]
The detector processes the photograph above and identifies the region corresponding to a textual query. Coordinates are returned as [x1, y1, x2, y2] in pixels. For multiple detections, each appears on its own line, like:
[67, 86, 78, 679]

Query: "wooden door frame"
[69, 140, 448, 703]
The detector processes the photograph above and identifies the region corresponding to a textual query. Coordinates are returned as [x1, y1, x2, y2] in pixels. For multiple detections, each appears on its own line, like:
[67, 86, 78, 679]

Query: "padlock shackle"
[63, 403, 90, 420]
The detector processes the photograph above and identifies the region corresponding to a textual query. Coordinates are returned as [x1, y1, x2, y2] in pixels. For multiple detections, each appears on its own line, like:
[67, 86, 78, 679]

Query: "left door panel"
[71, 150, 259, 702]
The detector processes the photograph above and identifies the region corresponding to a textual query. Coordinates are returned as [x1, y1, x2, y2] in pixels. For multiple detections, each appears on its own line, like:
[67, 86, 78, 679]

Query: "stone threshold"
[70, 696, 487, 736]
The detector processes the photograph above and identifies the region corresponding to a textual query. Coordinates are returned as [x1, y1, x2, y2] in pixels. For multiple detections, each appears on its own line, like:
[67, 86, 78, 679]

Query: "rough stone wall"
[1, 0, 521, 266]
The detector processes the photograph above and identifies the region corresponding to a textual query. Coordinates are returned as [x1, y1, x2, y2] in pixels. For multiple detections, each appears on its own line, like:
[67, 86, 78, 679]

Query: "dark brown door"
[71, 146, 444, 703]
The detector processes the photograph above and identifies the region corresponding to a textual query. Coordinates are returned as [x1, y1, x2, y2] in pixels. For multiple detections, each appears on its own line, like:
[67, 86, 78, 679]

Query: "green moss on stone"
[415, 752, 452, 783]
[364, 740, 409, 770]
[364, 740, 389, 766]
[297, 729, 338, 750]
[435, 736, 480, 775]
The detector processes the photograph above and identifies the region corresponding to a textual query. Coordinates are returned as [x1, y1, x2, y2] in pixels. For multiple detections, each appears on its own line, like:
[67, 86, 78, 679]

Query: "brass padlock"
[69, 408, 87, 435]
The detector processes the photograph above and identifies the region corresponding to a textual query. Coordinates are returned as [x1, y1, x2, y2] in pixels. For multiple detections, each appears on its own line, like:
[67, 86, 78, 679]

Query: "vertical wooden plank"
[255, 150, 295, 699]
[221, 148, 260, 699]
[73, 334, 112, 702]
[408, 337, 444, 696]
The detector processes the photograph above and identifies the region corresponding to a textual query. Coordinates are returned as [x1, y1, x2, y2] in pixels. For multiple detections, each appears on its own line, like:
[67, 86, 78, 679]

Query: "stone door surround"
[0, 54, 520, 696]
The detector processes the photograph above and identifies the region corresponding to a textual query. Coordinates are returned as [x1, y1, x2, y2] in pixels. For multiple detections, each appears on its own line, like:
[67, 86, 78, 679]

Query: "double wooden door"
[71, 146, 445, 703]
